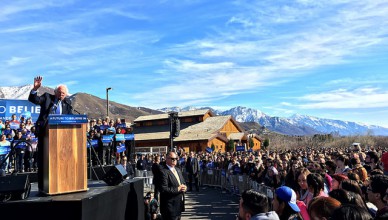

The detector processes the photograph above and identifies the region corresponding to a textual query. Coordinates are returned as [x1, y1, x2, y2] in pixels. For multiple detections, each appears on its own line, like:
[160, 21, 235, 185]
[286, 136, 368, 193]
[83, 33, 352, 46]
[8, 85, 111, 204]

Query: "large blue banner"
[0, 99, 40, 122]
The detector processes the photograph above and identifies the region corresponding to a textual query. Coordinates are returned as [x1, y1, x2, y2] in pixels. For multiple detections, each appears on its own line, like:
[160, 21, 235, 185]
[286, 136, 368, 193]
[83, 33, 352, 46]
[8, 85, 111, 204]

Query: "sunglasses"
[169, 157, 178, 161]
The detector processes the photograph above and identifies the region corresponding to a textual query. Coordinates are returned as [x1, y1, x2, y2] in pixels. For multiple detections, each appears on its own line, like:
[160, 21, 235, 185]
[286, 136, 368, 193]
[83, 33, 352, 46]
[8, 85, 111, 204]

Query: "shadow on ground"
[181, 186, 239, 220]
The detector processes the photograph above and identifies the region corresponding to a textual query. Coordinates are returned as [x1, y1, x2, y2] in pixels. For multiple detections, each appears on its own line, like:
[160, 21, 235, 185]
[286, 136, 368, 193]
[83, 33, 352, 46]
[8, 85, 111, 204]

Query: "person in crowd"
[0, 134, 11, 174]
[367, 175, 388, 218]
[160, 151, 186, 220]
[9, 114, 20, 128]
[325, 160, 337, 176]
[328, 189, 372, 215]
[335, 154, 351, 174]
[285, 162, 299, 192]
[264, 166, 280, 189]
[251, 157, 266, 183]
[13, 131, 26, 173]
[121, 156, 134, 178]
[331, 174, 348, 191]
[237, 189, 279, 220]
[350, 157, 368, 183]
[137, 154, 148, 172]
[308, 196, 341, 220]
[381, 151, 388, 176]
[296, 168, 311, 205]
[330, 204, 373, 220]
[306, 173, 327, 205]
[152, 155, 163, 201]
[272, 186, 302, 220]
[186, 151, 200, 192]
[3, 124, 15, 138]
[365, 151, 380, 171]
[28, 76, 73, 192]
[0, 119, 5, 135]
[340, 179, 363, 196]
[25, 118, 33, 130]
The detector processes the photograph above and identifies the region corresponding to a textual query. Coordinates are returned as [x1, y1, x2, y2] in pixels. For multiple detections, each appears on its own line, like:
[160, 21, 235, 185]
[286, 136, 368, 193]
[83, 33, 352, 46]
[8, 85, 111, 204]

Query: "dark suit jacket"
[28, 92, 73, 130]
[160, 165, 185, 219]
[151, 163, 163, 189]
[186, 156, 199, 175]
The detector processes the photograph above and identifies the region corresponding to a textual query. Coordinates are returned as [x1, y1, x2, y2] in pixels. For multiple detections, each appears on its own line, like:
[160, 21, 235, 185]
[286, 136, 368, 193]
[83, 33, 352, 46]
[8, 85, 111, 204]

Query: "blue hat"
[275, 186, 300, 212]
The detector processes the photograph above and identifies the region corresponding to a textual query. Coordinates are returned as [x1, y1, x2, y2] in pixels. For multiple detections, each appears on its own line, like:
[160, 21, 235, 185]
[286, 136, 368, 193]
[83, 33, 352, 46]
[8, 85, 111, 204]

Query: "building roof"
[228, 132, 246, 140]
[134, 112, 245, 144]
[135, 132, 170, 141]
[175, 116, 232, 141]
[134, 109, 213, 122]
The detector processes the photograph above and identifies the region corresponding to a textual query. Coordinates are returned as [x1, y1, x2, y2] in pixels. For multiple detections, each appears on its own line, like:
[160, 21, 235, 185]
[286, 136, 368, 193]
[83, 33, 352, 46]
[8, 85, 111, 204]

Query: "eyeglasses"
[169, 157, 178, 161]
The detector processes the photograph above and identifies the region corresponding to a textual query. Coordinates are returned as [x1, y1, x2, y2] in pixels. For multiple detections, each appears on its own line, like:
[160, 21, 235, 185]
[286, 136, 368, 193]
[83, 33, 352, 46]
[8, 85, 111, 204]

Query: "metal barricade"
[134, 169, 153, 188]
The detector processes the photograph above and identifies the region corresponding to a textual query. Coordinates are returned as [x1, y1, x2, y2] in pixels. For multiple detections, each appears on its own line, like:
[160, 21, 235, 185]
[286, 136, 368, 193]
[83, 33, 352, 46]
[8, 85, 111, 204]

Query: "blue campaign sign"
[13, 140, 27, 149]
[0, 99, 40, 122]
[205, 147, 213, 153]
[116, 123, 126, 128]
[102, 135, 113, 143]
[0, 145, 11, 155]
[115, 134, 125, 141]
[236, 146, 245, 152]
[87, 139, 99, 148]
[124, 134, 134, 140]
[116, 144, 126, 153]
[99, 125, 109, 131]
[9, 122, 20, 130]
[48, 115, 88, 125]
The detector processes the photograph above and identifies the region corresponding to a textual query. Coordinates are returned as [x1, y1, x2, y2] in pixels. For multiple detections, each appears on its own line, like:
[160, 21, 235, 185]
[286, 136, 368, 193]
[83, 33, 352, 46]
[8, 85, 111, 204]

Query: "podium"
[42, 114, 88, 195]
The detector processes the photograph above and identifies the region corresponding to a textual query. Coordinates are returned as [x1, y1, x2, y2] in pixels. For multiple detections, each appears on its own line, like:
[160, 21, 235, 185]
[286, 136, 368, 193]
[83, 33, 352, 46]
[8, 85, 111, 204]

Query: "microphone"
[63, 99, 81, 114]
[51, 101, 58, 114]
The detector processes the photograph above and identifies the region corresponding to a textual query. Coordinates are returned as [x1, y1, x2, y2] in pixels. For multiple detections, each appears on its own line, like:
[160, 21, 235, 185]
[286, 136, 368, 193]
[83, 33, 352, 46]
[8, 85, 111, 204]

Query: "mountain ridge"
[1, 85, 387, 136]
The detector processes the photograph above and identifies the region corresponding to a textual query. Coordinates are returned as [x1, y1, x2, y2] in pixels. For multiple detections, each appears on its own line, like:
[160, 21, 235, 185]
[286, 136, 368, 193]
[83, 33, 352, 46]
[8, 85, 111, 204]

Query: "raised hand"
[33, 76, 43, 91]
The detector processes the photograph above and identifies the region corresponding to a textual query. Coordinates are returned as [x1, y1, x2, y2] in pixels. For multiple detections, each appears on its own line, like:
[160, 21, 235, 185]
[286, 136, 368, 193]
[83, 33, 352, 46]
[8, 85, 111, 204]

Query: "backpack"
[149, 198, 159, 214]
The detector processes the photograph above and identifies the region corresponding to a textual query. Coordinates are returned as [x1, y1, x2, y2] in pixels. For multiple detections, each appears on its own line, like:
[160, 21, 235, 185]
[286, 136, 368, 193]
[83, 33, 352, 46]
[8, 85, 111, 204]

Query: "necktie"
[172, 168, 181, 185]
[55, 100, 62, 114]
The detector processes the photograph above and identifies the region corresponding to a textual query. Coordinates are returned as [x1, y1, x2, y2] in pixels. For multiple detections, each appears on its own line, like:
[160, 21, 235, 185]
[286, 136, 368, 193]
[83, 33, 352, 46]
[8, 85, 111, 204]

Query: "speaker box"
[103, 164, 128, 186]
[0, 175, 31, 201]
[88, 165, 114, 180]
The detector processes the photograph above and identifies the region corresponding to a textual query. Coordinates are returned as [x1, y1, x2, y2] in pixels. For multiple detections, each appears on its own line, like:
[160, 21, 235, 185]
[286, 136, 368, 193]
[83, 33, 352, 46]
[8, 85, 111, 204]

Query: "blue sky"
[1, 0, 388, 127]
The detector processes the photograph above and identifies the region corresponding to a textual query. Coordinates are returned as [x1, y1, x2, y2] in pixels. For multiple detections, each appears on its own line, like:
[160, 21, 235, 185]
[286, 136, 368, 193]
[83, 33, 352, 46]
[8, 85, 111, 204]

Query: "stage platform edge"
[0, 178, 144, 220]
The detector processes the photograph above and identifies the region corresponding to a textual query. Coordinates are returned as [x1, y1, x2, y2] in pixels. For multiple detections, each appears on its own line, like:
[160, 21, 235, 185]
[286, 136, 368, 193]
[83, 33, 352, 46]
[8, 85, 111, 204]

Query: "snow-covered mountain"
[0, 85, 54, 99]
[0, 85, 33, 99]
[158, 106, 388, 136]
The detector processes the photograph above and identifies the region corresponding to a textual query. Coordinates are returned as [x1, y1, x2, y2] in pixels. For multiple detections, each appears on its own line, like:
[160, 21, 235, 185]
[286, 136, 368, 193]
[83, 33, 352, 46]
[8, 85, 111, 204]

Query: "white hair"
[54, 84, 69, 94]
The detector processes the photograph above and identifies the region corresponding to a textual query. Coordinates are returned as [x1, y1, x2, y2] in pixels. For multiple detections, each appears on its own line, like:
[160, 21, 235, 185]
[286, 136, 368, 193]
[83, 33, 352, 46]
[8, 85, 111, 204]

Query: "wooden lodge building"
[133, 109, 262, 154]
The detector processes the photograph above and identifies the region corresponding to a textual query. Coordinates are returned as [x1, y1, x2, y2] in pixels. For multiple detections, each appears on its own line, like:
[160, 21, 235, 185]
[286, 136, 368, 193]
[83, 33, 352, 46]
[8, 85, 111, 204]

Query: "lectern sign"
[48, 114, 88, 125]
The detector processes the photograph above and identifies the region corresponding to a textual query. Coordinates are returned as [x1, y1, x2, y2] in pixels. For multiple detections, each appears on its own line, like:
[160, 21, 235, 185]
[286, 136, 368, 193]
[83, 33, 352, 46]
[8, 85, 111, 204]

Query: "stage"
[0, 178, 144, 220]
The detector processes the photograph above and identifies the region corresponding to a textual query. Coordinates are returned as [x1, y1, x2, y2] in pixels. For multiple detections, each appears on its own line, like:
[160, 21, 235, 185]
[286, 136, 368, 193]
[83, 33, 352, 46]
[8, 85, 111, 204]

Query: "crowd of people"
[139, 144, 388, 220]
[0, 114, 38, 174]
[86, 116, 134, 170]
[2, 109, 388, 219]
[0, 113, 135, 176]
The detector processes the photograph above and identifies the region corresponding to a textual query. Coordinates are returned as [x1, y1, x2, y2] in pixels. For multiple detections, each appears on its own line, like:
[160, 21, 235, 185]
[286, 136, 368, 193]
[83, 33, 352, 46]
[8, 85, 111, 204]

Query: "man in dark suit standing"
[28, 76, 73, 192]
[151, 155, 163, 201]
[160, 151, 187, 220]
[186, 151, 200, 192]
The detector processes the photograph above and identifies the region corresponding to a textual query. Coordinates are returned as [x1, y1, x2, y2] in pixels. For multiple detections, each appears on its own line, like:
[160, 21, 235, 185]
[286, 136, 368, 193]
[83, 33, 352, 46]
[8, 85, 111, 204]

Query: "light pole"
[106, 87, 112, 117]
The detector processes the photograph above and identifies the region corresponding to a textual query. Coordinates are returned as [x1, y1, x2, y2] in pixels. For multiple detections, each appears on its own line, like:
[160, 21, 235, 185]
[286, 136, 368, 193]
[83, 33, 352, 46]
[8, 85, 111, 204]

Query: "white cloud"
[297, 87, 388, 109]
[6, 56, 30, 66]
